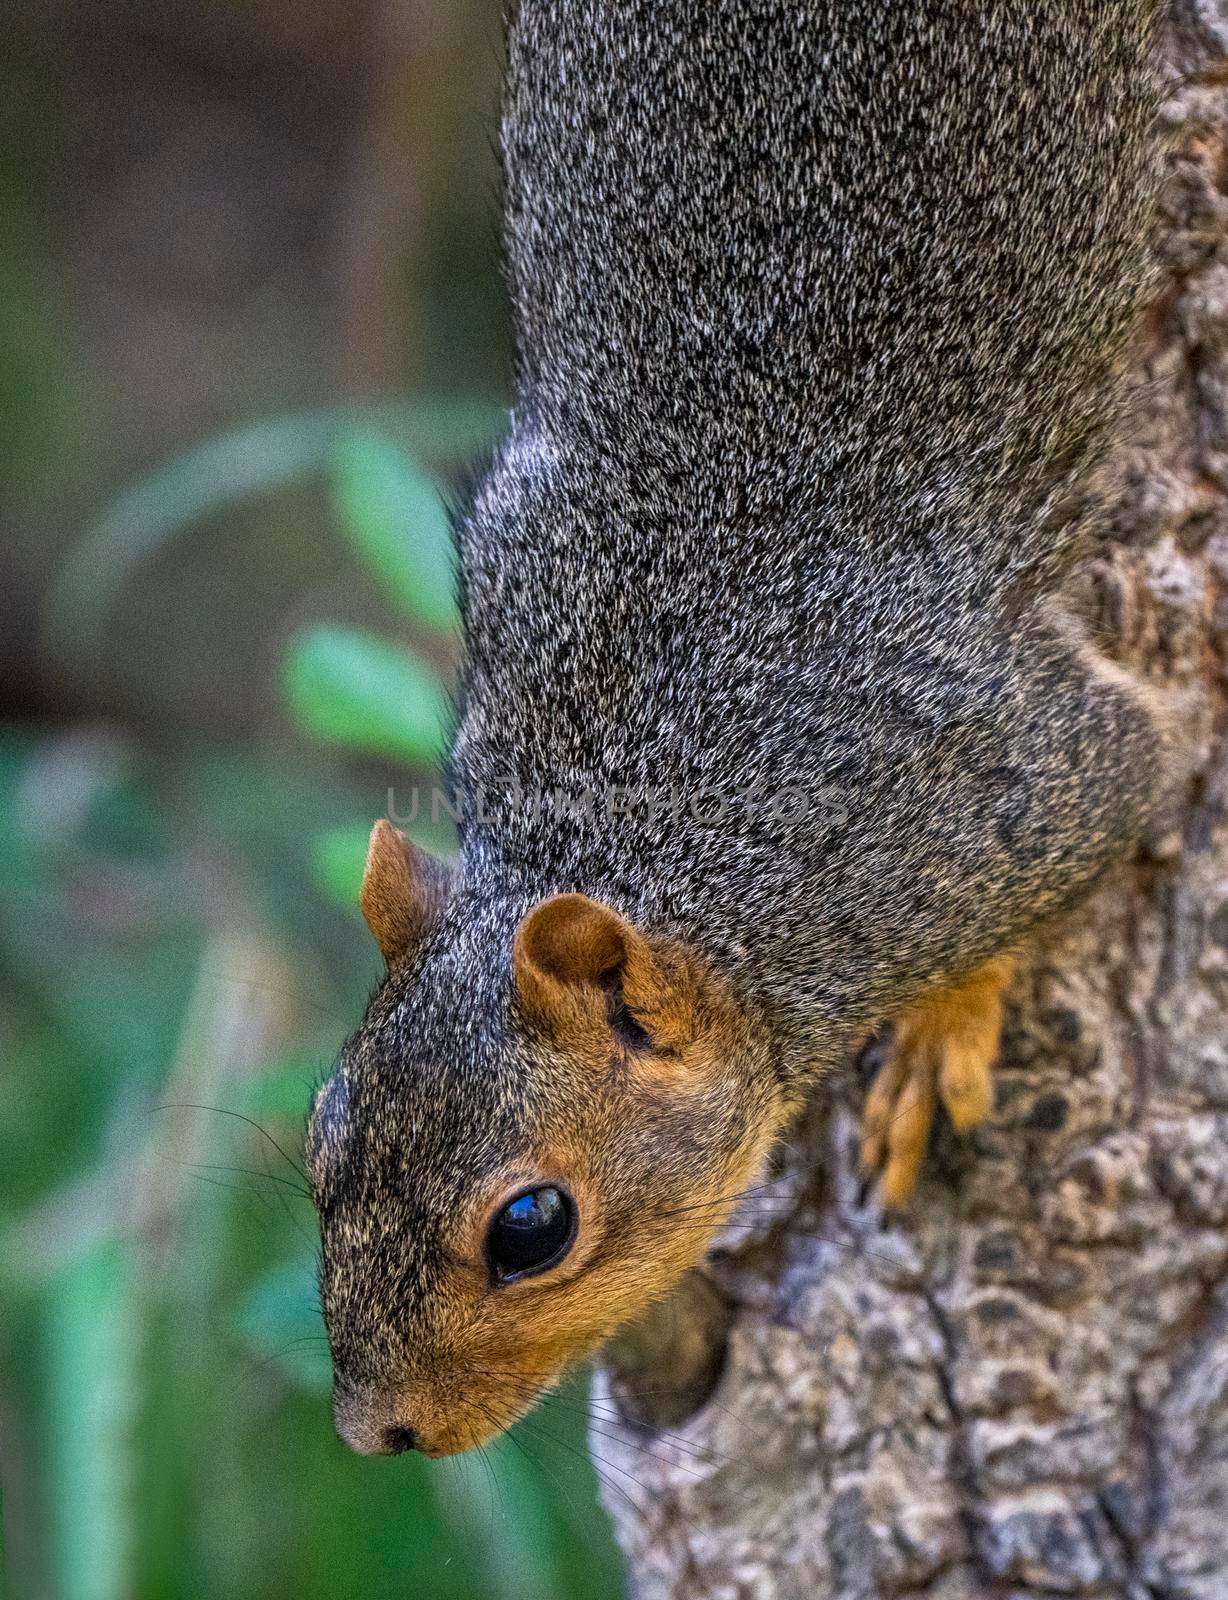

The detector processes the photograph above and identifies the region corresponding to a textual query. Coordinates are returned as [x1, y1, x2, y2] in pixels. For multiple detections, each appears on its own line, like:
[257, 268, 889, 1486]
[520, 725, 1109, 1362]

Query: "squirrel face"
[306, 823, 785, 1457]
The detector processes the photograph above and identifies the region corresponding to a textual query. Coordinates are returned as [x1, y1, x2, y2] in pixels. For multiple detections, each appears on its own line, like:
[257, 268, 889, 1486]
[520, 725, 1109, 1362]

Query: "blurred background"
[1, 3, 626, 1596]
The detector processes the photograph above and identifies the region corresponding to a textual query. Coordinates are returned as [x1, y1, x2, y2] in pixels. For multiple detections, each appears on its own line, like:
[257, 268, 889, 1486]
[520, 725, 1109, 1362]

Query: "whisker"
[470, 1362, 779, 1456]
[254, 1128, 316, 1250]
[581, 1399, 726, 1461]
[491, 1408, 600, 1535]
[242, 1337, 332, 1380]
[521, 1410, 710, 1542]
[479, 1435, 505, 1532]
[186, 1162, 312, 1200]
[185, 1172, 287, 1238]
[468, 1368, 723, 1470]
[201, 969, 349, 1029]
[637, 1178, 799, 1223]
[154, 1101, 309, 1184]
[583, 1414, 708, 1479]
[514, 1411, 650, 1524]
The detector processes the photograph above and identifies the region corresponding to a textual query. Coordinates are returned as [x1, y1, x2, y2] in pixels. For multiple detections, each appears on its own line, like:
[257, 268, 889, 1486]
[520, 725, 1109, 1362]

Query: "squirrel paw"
[859, 957, 1013, 1207]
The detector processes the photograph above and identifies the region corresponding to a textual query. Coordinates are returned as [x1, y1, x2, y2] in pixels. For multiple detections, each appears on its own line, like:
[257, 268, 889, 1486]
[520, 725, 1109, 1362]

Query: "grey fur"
[310, 0, 1171, 1447]
[457, 0, 1166, 1053]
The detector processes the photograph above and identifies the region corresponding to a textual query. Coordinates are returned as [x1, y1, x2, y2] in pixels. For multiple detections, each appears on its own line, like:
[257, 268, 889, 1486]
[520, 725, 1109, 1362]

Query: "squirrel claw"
[858, 957, 1012, 1206]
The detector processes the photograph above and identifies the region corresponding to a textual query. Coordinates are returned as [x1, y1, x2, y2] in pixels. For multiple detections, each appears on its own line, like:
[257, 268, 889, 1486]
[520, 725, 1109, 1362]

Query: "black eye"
[486, 1186, 576, 1282]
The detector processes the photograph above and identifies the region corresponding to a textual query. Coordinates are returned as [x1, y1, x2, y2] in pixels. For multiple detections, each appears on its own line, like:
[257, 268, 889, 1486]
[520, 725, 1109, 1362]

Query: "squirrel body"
[309, 0, 1172, 1458]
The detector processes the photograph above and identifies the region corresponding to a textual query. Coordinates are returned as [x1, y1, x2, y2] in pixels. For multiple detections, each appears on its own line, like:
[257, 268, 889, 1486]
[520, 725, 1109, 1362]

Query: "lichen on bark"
[598, 11, 1228, 1596]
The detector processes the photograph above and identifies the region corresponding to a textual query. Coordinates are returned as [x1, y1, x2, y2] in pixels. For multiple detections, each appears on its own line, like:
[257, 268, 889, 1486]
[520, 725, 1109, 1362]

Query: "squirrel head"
[307, 821, 785, 1457]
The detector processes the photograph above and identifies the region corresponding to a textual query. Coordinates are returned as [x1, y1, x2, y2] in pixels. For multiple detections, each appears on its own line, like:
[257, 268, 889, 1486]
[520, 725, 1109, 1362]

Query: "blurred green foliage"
[284, 621, 449, 769]
[332, 428, 460, 633]
[1, 12, 630, 1589]
[0, 412, 627, 1599]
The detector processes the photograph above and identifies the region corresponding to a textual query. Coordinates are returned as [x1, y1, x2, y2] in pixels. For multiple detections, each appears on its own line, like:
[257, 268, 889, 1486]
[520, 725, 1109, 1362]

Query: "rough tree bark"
[598, 10, 1228, 1597]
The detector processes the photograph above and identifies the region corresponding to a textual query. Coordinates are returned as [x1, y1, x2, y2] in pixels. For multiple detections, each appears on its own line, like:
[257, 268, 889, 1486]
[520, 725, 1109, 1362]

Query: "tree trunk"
[597, 11, 1228, 1597]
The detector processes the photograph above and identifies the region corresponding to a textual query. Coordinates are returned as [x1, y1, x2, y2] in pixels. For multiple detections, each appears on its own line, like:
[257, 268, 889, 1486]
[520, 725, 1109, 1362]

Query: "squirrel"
[307, 0, 1175, 1459]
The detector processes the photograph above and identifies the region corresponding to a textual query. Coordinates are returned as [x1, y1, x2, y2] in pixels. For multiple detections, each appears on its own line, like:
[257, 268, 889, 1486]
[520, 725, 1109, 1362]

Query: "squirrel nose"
[332, 1386, 422, 1456]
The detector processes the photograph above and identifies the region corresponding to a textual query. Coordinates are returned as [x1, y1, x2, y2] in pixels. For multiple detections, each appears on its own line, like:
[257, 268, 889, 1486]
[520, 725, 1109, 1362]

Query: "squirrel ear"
[514, 894, 689, 1049]
[514, 893, 633, 998]
[359, 820, 449, 966]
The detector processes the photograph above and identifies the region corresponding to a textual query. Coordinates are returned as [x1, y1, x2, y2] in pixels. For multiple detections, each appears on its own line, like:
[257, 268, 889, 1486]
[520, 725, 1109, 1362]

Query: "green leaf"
[283, 627, 448, 766]
[332, 430, 457, 632]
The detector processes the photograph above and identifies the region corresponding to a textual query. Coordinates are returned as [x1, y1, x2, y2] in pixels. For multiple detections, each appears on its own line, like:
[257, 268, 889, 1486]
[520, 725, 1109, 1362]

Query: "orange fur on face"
[370, 1100, 783, 1457]
[325, 892, 788, 1458]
